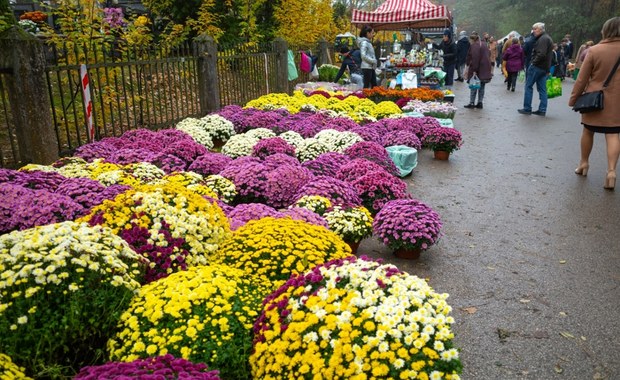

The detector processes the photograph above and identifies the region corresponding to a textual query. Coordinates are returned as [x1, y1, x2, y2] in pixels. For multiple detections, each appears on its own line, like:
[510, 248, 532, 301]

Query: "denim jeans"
[469, 82, 486, 104]
[523, 65, 548, 112]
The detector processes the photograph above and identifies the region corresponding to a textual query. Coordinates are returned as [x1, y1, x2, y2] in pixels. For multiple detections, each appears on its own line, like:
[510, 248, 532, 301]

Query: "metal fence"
[0, 34, 327, 169]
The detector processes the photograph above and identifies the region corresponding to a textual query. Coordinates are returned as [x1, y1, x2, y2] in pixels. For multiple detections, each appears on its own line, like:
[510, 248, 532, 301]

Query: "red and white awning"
[352, 0, 452, 30]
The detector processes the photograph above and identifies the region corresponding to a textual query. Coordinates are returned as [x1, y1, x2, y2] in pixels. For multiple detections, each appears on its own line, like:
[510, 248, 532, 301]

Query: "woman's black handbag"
[573, 56, 620, 113]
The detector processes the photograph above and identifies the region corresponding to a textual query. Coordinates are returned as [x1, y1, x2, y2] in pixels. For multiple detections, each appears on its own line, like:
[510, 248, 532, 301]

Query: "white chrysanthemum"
[200, 114, 236, 140]
[221, 134, 259, 158]
[245, 128, 276, 140]
[295, 138, 330, 162]
[278, 131, 305, 148]
[314, 129, 363, 153]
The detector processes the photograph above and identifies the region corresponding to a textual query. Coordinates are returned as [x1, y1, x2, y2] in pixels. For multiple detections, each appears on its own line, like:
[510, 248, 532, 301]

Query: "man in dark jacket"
[334, 47, 363, 86]
[523, 31, 536, 71]
[455, 31, 470, 81]
[433, 28, 457, 87]
[518, 22, 554, 116]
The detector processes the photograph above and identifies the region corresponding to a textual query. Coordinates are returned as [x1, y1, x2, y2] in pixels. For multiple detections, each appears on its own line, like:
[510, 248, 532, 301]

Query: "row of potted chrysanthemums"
[0, 90, 462, 379]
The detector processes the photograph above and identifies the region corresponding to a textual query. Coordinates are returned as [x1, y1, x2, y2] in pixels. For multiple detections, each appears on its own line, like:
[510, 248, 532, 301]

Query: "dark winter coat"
[466, 40, 493, 82]
[434, 39, 457, 66]
[456, 36, 470, 65]
[502, 43, 525, 73]
[531, 32, 554, 71]
[523, 32, 536, 68]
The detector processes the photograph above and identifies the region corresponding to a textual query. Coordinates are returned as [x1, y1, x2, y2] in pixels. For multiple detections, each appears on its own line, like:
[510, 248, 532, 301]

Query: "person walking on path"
[334, 46, 363, 87]
[569, 16, 620, 190]
[433, 28, 458, 88]
[518, 22, 554, 116]
[503, 37, 525, 91]
[464, 32, 493, 109]
[456, 31, 470, 82]
[358, 25, 378, 89]
[489, 37, 498, 69]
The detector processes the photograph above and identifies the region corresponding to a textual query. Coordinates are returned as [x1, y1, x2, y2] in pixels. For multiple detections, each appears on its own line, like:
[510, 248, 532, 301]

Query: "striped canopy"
[352, 0, 452, 30]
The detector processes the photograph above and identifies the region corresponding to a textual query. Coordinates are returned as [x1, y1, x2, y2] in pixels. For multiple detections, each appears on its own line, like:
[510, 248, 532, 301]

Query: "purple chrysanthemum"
[106, 148, 158, 165]
[55, 177, 107, 210]
[14, 170, 67, 191]
[344, 141, 399, 176]
[74, 141, 116, 162]
[160, 139, 210, 165]
[351, 170, 409, 214]
[228, 203, 285, 230]
[336, 158, 390, 183]
[294, 176, 362, 208]
[282, 207, 329, 228]
[302, 152, 350, 177]
[382, 130, 422, 150]
[188, 153, 233, 176]
[252, 137, 296, 159]
[150, 153, 188, 174]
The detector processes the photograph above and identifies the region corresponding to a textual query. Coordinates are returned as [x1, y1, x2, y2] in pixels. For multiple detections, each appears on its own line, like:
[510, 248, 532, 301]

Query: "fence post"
[273, 38, 288, 94]
[195, 34, 220, 115]
[318, 39, 332, 65]
[0, 26, 58, 165]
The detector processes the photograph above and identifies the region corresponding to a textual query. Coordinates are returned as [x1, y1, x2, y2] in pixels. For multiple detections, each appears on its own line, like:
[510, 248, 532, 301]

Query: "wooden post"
[194, 34, 220, 115]
[318, 39, 331, 65]
[0, 26, 58, 165]
[273, 38, 288, 94]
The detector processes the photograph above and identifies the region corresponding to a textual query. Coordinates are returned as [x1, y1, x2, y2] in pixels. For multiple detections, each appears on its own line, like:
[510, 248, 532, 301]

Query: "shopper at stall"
[334, 46, 363, 87]
[432, 28, 457, 88]
[456, 30, 470, 82]
[464, 32, 493, 109]
[358, 25, 378, 89]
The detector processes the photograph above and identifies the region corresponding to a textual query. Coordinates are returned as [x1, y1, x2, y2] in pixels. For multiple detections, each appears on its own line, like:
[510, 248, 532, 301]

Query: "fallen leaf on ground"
[519, 299, 531, 303]
[554, 365, 563, 374]
[559, 312, 567, 316]
[581, 336, 587, 341]
[461, 307, 477, 314]
[559, 331, 575, 339]
[559, 260, 567, 264]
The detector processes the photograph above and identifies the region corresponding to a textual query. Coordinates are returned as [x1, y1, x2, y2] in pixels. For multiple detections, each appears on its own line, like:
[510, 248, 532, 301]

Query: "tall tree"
[274, 0, 338, 47]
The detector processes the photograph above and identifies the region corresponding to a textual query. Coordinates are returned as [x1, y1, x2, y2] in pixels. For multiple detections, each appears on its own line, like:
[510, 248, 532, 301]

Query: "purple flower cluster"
[103, 7, 126, 29]
[0, 183, 85, 234]
[13, 170, 66, 191]
[336, 159, 389, 183]
[294, 176, 362, 208]
[160, 139, 210, 166]
[75, 354, 220, 380]
[348, 126, 382, 143]
[344, 141, 399, 176]
[282, 207, 328, 228]
[107, 148, 158, 165]
[55, 177, 107, 209]
[150, 153, 187, 174]
[382, 130, 422, 150]
[117, 220, 188, 283]
[252, 137, 296, 159]
[373, 198, 442, 251]
[302, 152, 350, 177]
[220, 156, 312, 208]
[188, 153, 233, 176]
[228, 203, 284, 230]
[74, 141, 117, 162]
[351, 170, 409, 214]
[424, 127, 463, 153]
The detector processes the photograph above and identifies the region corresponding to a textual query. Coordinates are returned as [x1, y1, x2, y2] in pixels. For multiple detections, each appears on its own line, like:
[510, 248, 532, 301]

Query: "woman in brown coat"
[464, 32, 493, 109]
[569, 17, 620, 190]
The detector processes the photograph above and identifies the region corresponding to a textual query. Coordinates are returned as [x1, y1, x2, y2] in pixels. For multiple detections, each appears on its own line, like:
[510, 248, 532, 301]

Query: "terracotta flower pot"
[433, 150, 450, 160]
[393, 246, 422, 259]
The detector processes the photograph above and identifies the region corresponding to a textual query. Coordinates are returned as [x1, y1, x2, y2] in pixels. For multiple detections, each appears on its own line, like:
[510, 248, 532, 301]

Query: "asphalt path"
[360, 69, 620, 379]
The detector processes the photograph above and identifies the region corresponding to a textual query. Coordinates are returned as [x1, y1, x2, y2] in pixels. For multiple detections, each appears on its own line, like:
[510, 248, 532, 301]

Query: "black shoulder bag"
[572, 55, 620, 113]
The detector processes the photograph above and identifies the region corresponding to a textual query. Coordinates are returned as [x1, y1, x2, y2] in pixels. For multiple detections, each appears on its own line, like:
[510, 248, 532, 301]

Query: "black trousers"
[362, 69, 377, 89]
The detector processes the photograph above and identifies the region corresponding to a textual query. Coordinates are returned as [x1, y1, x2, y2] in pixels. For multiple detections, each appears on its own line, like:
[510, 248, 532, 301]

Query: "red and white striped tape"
[80, 64, 94, 142]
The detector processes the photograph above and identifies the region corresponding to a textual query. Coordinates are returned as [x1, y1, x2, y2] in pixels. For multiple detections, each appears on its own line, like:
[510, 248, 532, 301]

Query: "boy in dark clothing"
[456, 31, 470, 81]
[433, 28, 457, 87]
[334, 47, 363, 86]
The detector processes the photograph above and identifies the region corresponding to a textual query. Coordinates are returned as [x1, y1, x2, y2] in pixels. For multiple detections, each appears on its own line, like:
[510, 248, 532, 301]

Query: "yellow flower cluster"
[108, 264, 271, 379]
[245, 92, 402, 122]
[22, 159, 166, 187]
[79, 183, 231, 268]
[293, 195, 332, 215]
[250, 258, 462, 379]
[157, 172, 219, 199]
[211, 217, 352, 285]
[0, 353, 33, 380]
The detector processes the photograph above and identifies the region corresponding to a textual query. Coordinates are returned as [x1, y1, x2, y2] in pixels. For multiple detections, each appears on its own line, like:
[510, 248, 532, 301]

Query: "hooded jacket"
[466, 39, 493, 82]
[502, 43, 525, 73]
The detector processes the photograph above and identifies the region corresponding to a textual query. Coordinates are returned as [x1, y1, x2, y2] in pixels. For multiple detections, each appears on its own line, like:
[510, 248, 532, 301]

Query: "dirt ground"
[359, 71, 620, 379]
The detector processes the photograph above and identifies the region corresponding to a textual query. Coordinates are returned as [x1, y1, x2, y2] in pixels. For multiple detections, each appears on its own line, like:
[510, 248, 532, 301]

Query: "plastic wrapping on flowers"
[210, 217, 352, 285]
[107, 264, 272, 380]
[0, 221, 144, 378]
[80, 183, 231, 283]
[250, 256, 462, 379]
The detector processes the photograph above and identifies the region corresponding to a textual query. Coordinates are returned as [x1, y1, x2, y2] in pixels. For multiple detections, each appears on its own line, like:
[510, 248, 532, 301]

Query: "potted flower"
[75, 355, 220, 379]
[108, 265, 272, 380]
[200, 114, 236, 149]
[423, 127, 463, 160]
[372, 198, 442, 259]
[251, 256, 462, 379]
[323, 205, 374, 254]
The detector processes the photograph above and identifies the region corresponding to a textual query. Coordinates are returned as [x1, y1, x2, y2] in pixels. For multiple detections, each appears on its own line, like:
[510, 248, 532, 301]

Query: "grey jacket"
[358, 37, 377, 69]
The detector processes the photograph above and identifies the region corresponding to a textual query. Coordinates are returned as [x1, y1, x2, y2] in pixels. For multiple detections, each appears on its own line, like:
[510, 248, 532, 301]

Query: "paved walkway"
[362, 70, 620, 379]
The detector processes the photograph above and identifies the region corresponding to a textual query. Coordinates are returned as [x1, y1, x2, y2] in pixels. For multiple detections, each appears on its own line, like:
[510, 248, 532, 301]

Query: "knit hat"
[443, 28, 452, 38]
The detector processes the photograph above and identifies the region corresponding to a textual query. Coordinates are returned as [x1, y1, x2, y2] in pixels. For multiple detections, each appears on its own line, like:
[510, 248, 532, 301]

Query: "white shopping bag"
[401, 70, 417, 89]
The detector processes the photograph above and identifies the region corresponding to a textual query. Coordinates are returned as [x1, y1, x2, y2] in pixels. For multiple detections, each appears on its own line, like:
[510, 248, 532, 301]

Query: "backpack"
[299, 51, 311, 73]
